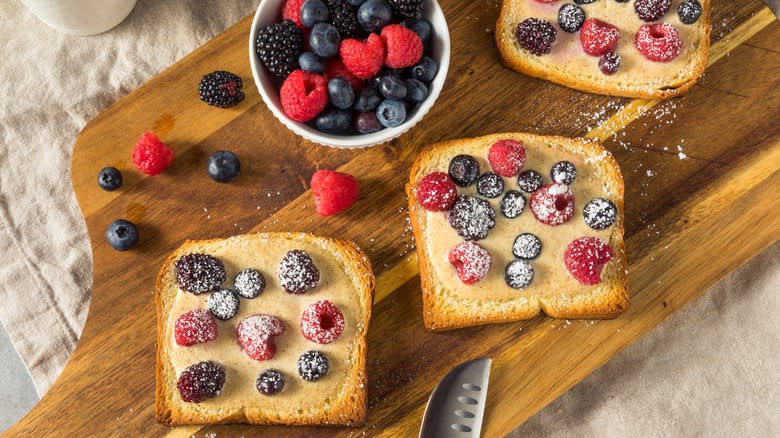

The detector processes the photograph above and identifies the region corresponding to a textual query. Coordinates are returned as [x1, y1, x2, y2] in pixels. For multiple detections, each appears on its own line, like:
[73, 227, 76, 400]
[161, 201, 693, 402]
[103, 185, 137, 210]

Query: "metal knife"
[419, 358, 492, 438]
[765, 0, 780, 20]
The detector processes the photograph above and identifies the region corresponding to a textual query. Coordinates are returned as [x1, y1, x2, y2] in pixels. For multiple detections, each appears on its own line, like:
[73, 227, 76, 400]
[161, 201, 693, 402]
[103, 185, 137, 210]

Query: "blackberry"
[500, 190, 526, 219]
[98, 167, 122, 191]
[517, 170, 543, 193]
[551, 161, 577, 185]
[175, 253, 227, 294]
[476, 172, 504, 198]
[256, 19, 304, 79]
[677, 0, 702, 24]
[198, 71, 245, 108]
[279, 250, 321, 294]
[256, 369, 286, 395]
[448, 195, 496, 241]
[504, 259, 534, 289]
[448, 155, 480, 187]
[177, 361, 226, 403]
[558, 4, 585, 33]
[634, 0, 672, 22]
[325, 0, 364, 39]
[512, 233, 542, 260]
[234, 268, 266, 299]
[583, 198, 617, 230]
[515, 18, 557, 56]
[598, 51, 622, 75]
[208, 289, 240, 321]
[387, 0, 423, 19]
[298, 350, 330, 381]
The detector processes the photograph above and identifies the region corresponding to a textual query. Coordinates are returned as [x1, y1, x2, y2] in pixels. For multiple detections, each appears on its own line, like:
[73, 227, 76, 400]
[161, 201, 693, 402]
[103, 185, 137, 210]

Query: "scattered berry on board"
[448, 241, 492, 285]
[175, 253, 227, 295]
[564, 237, 614, 285]
[256, 369, 286, 395]
[105, 219, 139, 251]
[278, 250, 321, 294]
[97, 167, 122, 191]
[310, 169, 360, 216]
[417, 172, 457, 212]
[174, 309, 219, 346]
[177, 361, 226, 403]
[132, 131, 174, 176]
[198, 71, 245, 108]
[237, 314, 286, 361]
[301, 300, 346, 344]
[206, 150, 241, 183]
[297, 350, 330, 381]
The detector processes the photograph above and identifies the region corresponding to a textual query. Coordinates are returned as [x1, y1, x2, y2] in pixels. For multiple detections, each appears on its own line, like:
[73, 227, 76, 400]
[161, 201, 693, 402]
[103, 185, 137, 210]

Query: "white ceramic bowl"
[249, 0, 450, 149]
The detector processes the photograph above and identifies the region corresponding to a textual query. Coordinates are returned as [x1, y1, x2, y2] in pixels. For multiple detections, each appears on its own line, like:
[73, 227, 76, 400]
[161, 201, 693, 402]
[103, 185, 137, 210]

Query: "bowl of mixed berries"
[249, 0, 450, 148]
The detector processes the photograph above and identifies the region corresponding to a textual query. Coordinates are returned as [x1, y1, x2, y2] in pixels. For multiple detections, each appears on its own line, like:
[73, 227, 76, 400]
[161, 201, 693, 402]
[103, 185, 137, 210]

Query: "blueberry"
[207, 150, 240, 183]
[299, 52, 324, 73]
[301, 0, 330, 27]
[309, 23, 340, 58]
[353, 86, 381, 111]
[598, 51, 622, 75]
[208, 288, 240, 320]
[517, 170, 543, 193]
[315, 108, 352, 133]
[297, 350, 330, 381]
[105, 219, 138, 251]
[500, 190, 526, 218]
[512, 233, 542, 260]
[551, 161, 576, 185]
[98, 166, 122, 191]
[448, 155, 480, 187]
[476, 172, 504, 198]
[327, 77, 354, 109]
[357, 0, 393, 32]
[346, 0, 366, 5]
[404, 78, 428, 103]
[558, 4, 585, 33]
[505, 259, 534, 289]
[234, 268, 266, 299]
[256, 369, 286, 395]
[376, 100, 406, 128]
[677, 0, 702, 24]
[402, 18, 432, 42]
[355, 111, 383, 134]
[574, 0, 596, 3]
[411, 56, 438, 82]
[583, 198, 617, 230]
[379, 75, 407, 100]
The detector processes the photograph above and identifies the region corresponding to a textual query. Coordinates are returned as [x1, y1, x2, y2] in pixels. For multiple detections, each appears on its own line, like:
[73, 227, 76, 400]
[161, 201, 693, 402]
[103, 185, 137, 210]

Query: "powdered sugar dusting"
[447, 195, 497, 240]
[448, 241, 492, 284]
[278, 250, 321, 294]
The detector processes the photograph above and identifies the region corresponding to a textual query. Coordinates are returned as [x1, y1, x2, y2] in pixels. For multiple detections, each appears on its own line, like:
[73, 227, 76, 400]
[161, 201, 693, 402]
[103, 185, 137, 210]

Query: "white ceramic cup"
[20, 0, 137, 35]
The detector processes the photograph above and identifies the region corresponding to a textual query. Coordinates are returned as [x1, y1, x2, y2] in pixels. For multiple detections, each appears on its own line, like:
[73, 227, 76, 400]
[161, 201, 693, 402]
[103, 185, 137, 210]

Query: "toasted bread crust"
[155, 232, 374, 426]
[406, 133, 629, 331]
[495, 0, 711, 99]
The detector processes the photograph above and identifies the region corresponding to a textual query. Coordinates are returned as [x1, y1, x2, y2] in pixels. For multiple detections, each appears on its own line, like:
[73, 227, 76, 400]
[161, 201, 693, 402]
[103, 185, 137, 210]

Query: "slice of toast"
[155, 232, 374, 425]
[406, 133, 629, 331]
[496, 0, 710, 99]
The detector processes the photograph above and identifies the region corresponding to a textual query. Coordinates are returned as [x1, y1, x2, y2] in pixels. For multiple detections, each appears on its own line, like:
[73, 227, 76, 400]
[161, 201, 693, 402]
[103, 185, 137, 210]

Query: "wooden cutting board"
[7, 2, 779, 437]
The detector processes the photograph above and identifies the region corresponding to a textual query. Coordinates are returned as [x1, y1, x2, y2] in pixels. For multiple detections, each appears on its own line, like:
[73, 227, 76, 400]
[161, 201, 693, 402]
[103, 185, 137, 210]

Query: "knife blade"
[765, 0, 780, 20]
[419, 358, 492, 438]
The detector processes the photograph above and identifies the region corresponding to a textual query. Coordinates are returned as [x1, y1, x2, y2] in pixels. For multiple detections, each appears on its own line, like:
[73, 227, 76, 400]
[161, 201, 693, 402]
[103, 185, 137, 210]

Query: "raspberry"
[380, 24, 423, 68]
[340, 33, 385, 80]
[488, 139, 526, 177]
[448, 241, 491, 285]
[310, 169, 360, 216]
[174, 309, 218, 346]
[280, 69, 328, 122]
[177, 361, 225, 403]
[417, 172, 457, 212]
[579, 18, 620, 56]
[237, 314, 286, 361]
[515, 18, 557, 56]
[564, 237, 614, 285]
[324, 58, 365, 91]
[530, 183, 575, 226]
[448, 195, 496, 241]
[301, 300, 345, 344]
[634, 0, 672, 22]
[175, 253, 226, 294]
[279, 250, 321, 294]
[635, 23, 682, 63]
[282, 0, 306, 29]
[132, 132, 174, 176]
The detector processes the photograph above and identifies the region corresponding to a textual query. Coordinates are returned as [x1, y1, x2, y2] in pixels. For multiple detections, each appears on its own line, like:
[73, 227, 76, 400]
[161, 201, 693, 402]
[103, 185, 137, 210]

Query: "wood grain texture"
[6, 2, 779, 437]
